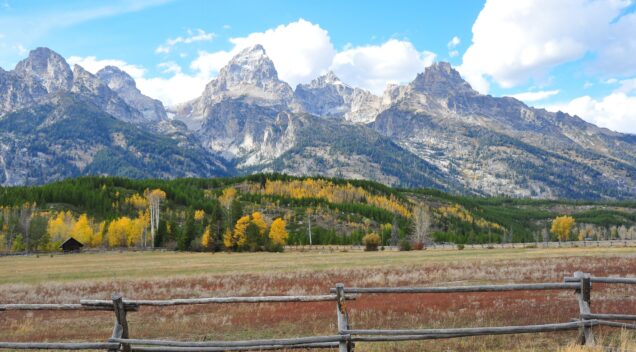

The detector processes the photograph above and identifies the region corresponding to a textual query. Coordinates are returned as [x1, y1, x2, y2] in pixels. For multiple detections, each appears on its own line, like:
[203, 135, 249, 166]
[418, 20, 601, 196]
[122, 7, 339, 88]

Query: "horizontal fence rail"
[81, 294, 355, 307]
[0, 303, 139, 311]
[330, 282, 580, 294]
[110, 335, 347, 347]
[0, 342, 120, 350]
[2, 272, 636, 351]
[565, 276, 636, 284]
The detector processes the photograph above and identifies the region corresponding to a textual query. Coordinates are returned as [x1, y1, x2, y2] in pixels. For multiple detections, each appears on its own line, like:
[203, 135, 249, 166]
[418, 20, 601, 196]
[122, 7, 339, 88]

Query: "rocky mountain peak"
[293, 71, 385, 124]
[220, 44, 280, 87]
[96, 66, 137, 91]
[71, 64, 107, 95]
[410, 61, 476, 97]
[304, 71, 347, 89]
[71, 64, 144, 123]
[188, 44, 293, 114]
[97, 66, 166, 122]
[14, 47, 73, 94]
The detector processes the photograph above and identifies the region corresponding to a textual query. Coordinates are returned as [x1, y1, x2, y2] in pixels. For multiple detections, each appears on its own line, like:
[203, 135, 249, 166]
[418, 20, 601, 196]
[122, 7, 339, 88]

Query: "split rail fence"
[1, 271, 636, 351]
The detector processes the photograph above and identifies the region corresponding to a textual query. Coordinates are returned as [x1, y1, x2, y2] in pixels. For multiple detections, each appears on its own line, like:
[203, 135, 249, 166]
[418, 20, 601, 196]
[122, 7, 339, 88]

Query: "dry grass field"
[1, 247, 636, 351]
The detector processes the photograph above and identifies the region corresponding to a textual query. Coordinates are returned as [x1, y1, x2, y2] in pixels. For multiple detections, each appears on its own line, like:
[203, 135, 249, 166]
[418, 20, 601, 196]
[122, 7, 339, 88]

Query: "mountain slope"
[372, 62, 636, 199]
[293, 71, 385, 123]
[0, 94, 230, 185]
[251, 113, 455, 189]
[2, 46, 636, 200]
[97, 65, 167, 122]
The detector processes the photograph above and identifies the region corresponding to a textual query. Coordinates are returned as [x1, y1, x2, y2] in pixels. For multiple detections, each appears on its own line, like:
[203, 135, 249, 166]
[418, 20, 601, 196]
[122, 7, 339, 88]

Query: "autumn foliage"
[250, 179, 411, 218]
[551, 215, 576, 241]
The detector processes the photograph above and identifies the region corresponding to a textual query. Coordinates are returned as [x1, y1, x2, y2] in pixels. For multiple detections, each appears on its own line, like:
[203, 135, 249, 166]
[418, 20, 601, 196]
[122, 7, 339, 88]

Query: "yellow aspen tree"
[128, 211, 149, 247]
[269, 218, 288, 245]
[201, 225, 211, 249]
[251, 211, 268, 236]
[145, 189, 166, 249]
[219, 188, 237, 211]
[231, 215, 250, 248]
[72, 214, 94, 246]
[551, 215, 576, 241]
[194, 209, 206, 221]
[125, 193, 148, 210]
[92, 221, 105, 247]
[47, 211, 74, 242]
[223, 228, 233, 249]
[107, 217, 131, 247]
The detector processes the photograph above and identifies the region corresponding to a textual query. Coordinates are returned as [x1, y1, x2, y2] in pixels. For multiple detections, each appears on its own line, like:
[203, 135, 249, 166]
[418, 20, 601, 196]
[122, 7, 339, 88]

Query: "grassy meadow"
[1, 247, 636, 351]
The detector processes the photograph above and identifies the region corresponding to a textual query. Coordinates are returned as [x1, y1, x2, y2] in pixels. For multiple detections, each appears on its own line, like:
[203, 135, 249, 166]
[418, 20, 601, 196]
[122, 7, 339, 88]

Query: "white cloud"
[15, 44, 26, 55]
[510, 89, 560, 102]
[190, 50, 233, 78]
[66, 55, 207, 106]
[155, 28, 215, 54]
[330, 39, 436, 94]
[66, 19, 440, 106]
[191, 19, 336, 88]
[546, 92, 636, 134]
[67, 55, 146, 80]
[136, 73, 210, 106]
[447, 36, 461, 57]
[617, 78, 636, 94]
[459, 0, 635, 93]
[157, 61, 182, 75]
[447, 36, 460, 48]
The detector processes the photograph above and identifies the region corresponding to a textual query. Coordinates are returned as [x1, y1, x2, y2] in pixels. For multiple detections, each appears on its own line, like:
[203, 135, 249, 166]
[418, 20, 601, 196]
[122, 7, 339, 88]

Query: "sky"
[0, 0, 635, 134]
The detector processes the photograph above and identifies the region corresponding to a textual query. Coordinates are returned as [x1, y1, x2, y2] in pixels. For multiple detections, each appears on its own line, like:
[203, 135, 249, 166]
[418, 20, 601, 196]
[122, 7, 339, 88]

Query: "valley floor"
[1, 247, 636, 351]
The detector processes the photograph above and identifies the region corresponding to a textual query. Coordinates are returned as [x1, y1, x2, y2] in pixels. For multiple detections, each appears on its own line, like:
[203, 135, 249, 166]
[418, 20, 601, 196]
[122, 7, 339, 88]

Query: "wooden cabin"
[59, 237, 84, 253]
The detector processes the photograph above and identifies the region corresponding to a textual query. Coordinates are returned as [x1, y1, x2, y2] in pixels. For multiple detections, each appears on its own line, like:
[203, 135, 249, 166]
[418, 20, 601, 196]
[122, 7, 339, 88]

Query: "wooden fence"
[285, 240, 636, 252]
[1, 271, 636, 351]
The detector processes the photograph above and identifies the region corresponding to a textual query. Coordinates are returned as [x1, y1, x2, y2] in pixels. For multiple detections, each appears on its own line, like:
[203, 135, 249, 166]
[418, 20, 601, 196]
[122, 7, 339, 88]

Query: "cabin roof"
[59, 237, 84, 248]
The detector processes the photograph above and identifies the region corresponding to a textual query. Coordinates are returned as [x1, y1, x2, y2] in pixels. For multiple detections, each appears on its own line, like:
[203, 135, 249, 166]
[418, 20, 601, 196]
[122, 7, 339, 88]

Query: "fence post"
[573, 272, 594, 346]
[110, 293, 130, 352]
[335, 283, 352, 352]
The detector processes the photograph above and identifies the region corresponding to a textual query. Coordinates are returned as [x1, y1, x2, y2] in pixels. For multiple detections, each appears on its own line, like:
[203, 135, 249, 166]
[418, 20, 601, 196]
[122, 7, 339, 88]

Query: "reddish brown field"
[1, 247, 635, 351]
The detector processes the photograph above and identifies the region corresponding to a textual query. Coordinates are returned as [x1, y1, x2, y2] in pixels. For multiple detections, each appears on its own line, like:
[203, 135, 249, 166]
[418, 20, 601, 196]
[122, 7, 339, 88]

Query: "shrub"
[362, 233, 381, 251]
[457, 244, 465, 250]
[266, 243, 284, 252]
[399, 240, 412, 251]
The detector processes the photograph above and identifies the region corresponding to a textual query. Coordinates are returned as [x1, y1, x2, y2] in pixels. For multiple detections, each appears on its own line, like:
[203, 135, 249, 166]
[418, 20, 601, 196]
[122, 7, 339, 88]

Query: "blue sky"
[1, 0, 635, 133]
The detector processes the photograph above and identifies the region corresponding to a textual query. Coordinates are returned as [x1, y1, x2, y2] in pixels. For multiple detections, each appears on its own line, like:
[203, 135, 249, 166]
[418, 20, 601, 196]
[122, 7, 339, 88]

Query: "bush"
[362, 233, 381, 251]
[266, 243, 284, 252]
[457, 244, 465, 250]
[399, 240, 412, 251]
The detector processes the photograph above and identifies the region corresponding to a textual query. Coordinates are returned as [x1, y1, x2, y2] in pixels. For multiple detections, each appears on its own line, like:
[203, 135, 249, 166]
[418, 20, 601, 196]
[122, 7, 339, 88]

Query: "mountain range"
[1, 46, 634, 200]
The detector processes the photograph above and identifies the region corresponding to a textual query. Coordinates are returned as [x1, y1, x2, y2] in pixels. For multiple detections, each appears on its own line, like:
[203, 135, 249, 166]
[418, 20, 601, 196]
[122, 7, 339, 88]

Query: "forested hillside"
[1, 174, 635, 253]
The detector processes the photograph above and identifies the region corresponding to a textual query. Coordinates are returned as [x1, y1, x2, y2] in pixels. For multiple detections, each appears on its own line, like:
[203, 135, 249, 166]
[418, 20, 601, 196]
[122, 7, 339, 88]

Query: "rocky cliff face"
[373, 63, 636, 198]
[178, 45, 294, 129]
[0, 48, 230, 184]
[293, 71, 385, 124]
[2, 46, 635, 199]
[71, 65, 145, 123]
[97, 66, 167, 122]
[14, 47, 74, 95]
